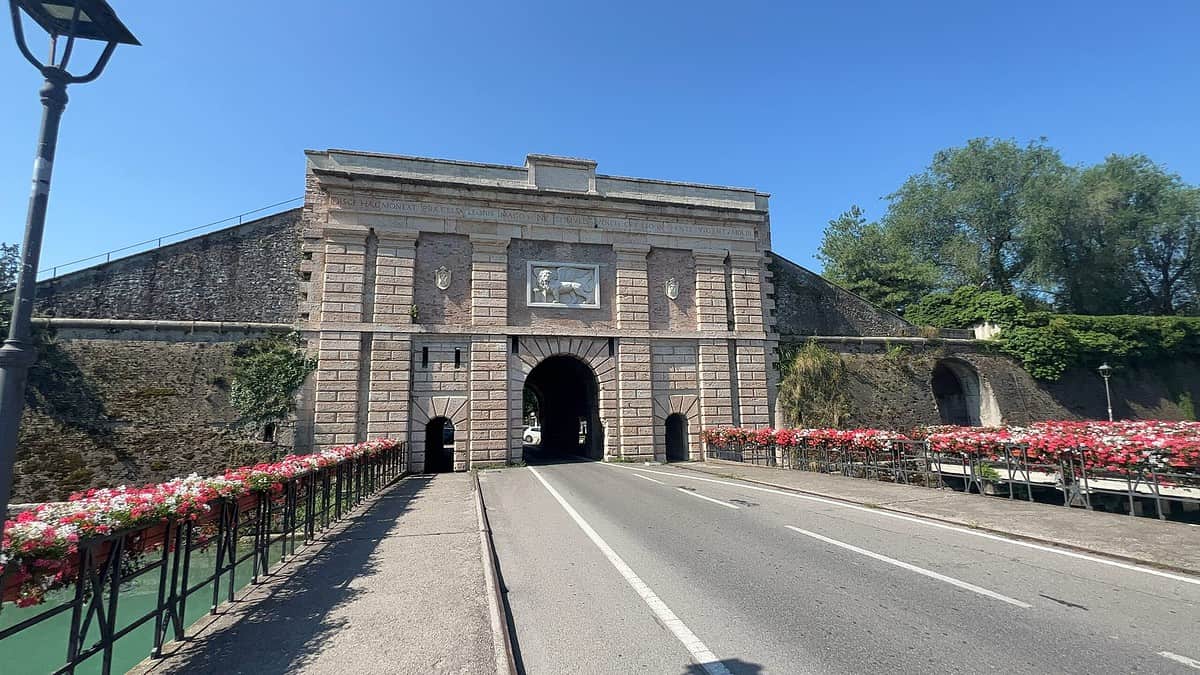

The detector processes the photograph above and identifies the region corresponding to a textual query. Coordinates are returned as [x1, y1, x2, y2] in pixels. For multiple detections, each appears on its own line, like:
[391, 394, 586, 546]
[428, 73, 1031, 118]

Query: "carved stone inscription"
[527, 262, 600, 309]
[327, 194, 753, 241]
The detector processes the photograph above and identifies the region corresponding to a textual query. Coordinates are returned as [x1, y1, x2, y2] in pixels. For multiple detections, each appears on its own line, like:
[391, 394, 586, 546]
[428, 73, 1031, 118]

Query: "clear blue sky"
[2, 1, 1198, 275]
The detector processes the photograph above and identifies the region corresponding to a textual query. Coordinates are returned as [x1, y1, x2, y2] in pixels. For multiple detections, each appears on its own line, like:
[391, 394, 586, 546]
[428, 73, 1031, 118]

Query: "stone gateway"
[301, 150, 776, 470]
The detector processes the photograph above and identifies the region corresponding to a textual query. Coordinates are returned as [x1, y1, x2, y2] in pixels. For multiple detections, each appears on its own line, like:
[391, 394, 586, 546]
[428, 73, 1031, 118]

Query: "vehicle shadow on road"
[684, 658, 764, 674]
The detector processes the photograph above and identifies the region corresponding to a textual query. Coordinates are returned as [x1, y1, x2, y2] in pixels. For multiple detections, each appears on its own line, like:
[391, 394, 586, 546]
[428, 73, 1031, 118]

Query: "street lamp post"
[1098, 362, 1114, 422]
[0, 1, 137, 520]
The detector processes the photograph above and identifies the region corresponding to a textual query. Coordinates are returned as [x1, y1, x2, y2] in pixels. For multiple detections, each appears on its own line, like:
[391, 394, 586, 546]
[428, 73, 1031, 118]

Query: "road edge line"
[474, 471, 519, 675]
[670, 461, 1200, 581]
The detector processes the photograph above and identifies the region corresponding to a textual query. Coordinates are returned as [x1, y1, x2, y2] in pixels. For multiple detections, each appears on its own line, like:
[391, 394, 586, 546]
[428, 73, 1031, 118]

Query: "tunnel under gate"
[523, 354, 602, 460]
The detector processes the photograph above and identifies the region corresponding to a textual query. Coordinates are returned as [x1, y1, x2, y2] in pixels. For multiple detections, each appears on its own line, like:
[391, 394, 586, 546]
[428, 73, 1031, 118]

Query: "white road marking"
[787, 526, 1032, 608]
[676, 487, 739, 509]
[1160, 651, 1200, 670]
[605, 463, 1200, 587]
[632, 473, 665, 485]
[528, 467, 732, 675]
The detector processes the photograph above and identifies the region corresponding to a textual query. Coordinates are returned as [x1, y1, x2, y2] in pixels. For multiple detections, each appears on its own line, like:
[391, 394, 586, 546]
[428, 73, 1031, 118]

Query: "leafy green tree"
[817, 206, 938, 313]
[885, 138, 1069, 294]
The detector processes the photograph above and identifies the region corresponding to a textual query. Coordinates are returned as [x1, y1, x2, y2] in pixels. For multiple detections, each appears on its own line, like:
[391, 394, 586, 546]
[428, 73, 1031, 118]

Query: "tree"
[0, 243, 17, 289]
[817, 206, 939, 313]
[1, 242, 17, 336]
[885, 138, 1069, 295]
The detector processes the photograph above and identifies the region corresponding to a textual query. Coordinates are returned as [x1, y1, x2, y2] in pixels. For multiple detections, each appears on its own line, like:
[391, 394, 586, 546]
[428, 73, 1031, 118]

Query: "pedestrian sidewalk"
[133, 473, 501, 675]
[677, 460, 1200, 576]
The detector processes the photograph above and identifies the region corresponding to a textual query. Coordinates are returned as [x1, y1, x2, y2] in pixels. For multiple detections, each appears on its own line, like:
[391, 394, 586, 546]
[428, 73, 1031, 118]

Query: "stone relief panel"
[526, 261, 601, 309]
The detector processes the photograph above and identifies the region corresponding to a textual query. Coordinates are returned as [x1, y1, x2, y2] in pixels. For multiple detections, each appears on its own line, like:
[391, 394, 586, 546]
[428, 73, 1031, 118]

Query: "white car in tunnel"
[523, 426, 541, 445]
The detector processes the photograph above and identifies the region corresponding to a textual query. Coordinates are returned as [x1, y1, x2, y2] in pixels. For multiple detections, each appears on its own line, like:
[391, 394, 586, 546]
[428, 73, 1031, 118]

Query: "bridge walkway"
[132, 473, 500, 675]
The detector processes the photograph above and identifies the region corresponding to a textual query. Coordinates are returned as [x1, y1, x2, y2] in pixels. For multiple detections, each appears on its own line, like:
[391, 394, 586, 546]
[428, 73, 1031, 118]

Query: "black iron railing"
[0, 442, 406, 675]
[705, 439, 1200, 521]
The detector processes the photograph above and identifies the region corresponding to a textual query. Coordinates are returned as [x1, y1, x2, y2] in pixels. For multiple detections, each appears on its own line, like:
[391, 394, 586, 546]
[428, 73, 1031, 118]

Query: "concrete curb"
[474, 471, 518, 675]
[679, 460, 1200, 578]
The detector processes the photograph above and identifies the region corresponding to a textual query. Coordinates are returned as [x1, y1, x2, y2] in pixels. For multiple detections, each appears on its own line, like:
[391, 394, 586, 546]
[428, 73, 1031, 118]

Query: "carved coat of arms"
[434, 265, 452, 290]
[665, 277, 679, 300]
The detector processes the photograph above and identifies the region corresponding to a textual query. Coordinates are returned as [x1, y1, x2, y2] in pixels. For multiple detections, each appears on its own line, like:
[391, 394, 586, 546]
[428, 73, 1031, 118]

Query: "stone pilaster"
[617, 338, 653, 458]
[729, 253, 765, 332]
[735, 339, 770, 427]
[320, 228, 368, 323]
[698, 339, 734, 430]
[373, 231, 418, 324]
[693, 248, 729, 332]
[366, 333, 411, 442]
[469, 336, 508, 465]
[470, 235, 509, 327]
[613, 244, 650, 330]
[313, 330, 362, 447]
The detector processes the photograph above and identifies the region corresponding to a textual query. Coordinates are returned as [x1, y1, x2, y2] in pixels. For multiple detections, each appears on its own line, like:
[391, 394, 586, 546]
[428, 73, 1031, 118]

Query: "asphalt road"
[478, 460, 1200, 675]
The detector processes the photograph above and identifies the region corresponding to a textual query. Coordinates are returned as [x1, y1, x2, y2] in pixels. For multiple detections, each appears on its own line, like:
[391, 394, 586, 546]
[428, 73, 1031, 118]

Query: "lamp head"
[12, 0, 138, 44]
[1098, 362, 1113, 378]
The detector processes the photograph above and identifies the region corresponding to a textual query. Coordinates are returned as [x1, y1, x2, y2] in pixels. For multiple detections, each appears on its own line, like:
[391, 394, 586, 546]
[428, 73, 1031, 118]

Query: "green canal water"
[0, 539, 285, 674]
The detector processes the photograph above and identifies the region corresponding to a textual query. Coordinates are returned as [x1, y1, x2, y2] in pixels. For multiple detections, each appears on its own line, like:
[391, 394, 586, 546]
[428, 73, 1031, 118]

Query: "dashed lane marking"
[602, 463, 1200, 587]
[675, 487, 739, 509]
[787, 526, 1032, 608]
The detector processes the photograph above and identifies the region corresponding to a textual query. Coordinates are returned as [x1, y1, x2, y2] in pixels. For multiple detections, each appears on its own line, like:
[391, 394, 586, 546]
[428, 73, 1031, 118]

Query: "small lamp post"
[1098, 362, 1114, 422]
[0, 1, 138, 520]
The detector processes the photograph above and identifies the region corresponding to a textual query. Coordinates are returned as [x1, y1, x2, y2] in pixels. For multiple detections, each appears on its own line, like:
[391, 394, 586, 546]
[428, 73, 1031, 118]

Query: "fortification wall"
[14, 327, 295, 503]
[32, 209, 303, 323]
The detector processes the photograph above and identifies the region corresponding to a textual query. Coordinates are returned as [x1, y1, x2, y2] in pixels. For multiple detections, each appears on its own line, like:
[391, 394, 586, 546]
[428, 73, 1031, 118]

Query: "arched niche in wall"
[931, 358, 1001, 427]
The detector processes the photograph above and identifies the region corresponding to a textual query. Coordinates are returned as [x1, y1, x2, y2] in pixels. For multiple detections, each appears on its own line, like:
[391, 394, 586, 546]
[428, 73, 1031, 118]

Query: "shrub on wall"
[909, 285, 1200, 380]
[230, 333, 316, 427]
[778, 341, 850, 428]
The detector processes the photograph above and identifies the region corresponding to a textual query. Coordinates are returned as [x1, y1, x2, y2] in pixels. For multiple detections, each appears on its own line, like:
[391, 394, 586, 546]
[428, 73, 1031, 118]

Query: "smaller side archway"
[665, 413, 689, 461]
[931, 359, 1000, 427]
[424, 417, 455, 473]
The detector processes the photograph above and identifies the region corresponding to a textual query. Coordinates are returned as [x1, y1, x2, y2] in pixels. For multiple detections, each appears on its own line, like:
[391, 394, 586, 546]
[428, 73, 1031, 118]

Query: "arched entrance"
[424, 417, 455, 473]
[523, 354, 602, 460]
[665, 413, 689, 461]
[931, 359, 1000, 427]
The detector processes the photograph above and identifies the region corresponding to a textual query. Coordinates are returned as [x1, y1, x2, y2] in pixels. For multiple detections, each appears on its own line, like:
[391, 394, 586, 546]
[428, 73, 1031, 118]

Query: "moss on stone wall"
[14, 335, 287, 502]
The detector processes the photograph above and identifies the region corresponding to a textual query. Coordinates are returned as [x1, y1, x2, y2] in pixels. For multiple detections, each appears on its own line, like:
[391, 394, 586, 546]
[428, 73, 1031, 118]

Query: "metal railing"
[705, 440, 1200, 522]
[0, 442, 406, 675]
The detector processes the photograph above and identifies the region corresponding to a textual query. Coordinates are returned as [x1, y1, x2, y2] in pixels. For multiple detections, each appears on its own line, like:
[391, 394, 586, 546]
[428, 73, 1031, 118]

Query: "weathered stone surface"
[33, 209, 303, 323]
[14, 332, 280, 502]
[769, 253, 913, 337]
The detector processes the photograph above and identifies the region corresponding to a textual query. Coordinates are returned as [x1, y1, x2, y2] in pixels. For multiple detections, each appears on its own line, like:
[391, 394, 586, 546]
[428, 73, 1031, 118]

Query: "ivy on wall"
[230, 333, 317, 426]
[909, 286, 1200, 380]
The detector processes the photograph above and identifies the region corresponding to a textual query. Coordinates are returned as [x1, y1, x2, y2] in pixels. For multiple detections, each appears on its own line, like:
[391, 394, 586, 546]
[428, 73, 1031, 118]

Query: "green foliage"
[996, 312, 1200, 380]
[0, 242, 18, 289]
[905, 286, 1027, 329]
[230, 334, 317, 426]
[818, 206, 939, 313]
[996, 323, 1080, 380]
[818, 140, 1200, 317]
[778, 341, 850, 428]
[1178, 392, 1197, 421]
